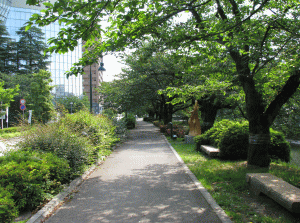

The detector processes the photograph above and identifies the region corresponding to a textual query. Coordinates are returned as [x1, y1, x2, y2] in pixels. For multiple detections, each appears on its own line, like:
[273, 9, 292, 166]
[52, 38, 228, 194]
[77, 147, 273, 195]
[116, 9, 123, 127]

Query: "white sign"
[6, 107, 8, 123]
[28, 110, 32, 124]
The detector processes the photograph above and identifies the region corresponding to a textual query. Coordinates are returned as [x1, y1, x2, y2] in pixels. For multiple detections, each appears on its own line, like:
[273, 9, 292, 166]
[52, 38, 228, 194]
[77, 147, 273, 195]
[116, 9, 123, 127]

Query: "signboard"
[6, 107, 9, 123]
[20, 99, 26, 105]
[20, 105, 26, 111]
[28, 110, 32, 124]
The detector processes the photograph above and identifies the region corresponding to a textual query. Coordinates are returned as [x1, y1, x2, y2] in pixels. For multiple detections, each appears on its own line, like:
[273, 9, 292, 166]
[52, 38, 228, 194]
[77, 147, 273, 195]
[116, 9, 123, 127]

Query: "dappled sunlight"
[45, 120, 220, 223]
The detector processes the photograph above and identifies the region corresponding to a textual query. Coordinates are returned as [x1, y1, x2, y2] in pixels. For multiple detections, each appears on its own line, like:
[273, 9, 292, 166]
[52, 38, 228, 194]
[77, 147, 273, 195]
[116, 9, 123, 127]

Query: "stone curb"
[162, 135, 233, 223]
[26, 156, 107, 223]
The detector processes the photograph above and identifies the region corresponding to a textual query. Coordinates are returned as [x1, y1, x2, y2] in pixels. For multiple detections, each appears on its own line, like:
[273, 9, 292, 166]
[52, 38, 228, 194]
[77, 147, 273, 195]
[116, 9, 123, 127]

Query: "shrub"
[20, 124, 95, 177]
[153, 121, 161, 127]
[0, 187, 18, 223]
[165, 124, 186, 138]
[113, 118, 127, 135]
[269, 129, 291, 162]
[122, 114, 136, 129]
[0, 127, 21, 135]
[0, 150, 70, 211]
[195, 120, 290, 161]
[159, 125, 167, 133]
[194, 119, 233, 148]
[217, 121, 249, 159]
[143, 117, 154, 122]
[20, 111, 119, 176]
[60, 110, 117, 146]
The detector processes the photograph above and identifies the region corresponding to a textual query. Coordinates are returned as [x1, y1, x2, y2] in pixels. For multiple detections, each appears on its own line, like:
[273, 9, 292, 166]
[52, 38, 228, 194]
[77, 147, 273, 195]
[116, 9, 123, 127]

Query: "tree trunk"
[159, 101, 163, 121]
[240, 73, 271, 167]
[163, 103, 173, 124]
[247, 126, 271, 167]
[199, 101, 219, 133]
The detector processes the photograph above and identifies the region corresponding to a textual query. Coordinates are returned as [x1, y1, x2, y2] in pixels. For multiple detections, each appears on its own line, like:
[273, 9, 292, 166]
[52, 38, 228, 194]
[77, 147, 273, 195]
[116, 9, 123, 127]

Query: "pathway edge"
[26, 156, 107, 223]
[162, 135, 233, 223]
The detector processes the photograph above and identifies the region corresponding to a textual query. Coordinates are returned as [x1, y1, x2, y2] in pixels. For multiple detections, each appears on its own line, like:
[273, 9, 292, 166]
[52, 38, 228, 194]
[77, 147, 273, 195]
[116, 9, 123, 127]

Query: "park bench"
[199, 145, 220, 157]
[246, 173, 300, 213]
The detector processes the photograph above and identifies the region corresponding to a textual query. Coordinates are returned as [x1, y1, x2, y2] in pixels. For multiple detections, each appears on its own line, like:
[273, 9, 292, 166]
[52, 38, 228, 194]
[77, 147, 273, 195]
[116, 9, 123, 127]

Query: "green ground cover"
[0, 110, 121, 222]
[169, 138, 300, 223]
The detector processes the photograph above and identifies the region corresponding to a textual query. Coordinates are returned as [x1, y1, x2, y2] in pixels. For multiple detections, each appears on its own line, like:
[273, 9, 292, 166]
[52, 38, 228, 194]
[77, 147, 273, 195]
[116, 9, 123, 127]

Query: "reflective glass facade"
[4, 0, 83, 97]
[0, 0, 11, 22]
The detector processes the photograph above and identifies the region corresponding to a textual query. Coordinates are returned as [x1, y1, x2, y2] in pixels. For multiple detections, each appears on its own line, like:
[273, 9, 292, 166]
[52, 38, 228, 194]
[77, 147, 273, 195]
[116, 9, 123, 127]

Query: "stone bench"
[246, 173, 300, 213]
[199, 145, 220, 157]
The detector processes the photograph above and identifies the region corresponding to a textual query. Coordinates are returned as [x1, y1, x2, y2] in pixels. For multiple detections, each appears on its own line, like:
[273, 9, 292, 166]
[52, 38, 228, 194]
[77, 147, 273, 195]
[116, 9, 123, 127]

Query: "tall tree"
[54, 94, 89, 114]
[0, 22, 13, 74]
[25, 70, 54, 123]
[0, 81, 20, 114]
[26, 0, 300, 167]
[16, 26, 50, 74]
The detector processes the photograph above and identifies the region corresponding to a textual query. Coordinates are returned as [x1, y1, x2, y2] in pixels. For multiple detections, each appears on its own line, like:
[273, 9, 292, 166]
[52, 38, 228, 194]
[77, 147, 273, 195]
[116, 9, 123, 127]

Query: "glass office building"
[2, 0, 83, 97]
[0, 0, 12, 22]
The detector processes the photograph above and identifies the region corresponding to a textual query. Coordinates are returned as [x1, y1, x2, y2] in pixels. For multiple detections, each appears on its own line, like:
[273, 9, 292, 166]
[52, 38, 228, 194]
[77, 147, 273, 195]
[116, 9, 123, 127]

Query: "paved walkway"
[44, 120, 229, 223]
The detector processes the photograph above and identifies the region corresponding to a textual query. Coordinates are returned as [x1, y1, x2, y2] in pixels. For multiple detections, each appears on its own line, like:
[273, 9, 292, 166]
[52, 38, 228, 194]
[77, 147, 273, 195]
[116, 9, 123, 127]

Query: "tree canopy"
[0, 23, 50, 74]
[26, 0, 300, 167]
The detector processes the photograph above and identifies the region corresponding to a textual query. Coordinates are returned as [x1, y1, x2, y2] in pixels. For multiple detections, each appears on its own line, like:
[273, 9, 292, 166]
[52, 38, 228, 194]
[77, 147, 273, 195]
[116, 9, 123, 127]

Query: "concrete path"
[45, 120, 229, 223]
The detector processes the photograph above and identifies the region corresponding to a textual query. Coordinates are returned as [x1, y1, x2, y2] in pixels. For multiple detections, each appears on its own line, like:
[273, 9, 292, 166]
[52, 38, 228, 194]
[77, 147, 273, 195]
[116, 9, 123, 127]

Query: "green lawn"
[168, 138, 300, 223]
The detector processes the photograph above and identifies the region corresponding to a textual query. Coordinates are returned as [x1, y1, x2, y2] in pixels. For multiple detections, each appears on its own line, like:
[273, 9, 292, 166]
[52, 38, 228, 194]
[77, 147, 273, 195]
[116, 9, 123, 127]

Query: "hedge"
[195, 120, 290, 161]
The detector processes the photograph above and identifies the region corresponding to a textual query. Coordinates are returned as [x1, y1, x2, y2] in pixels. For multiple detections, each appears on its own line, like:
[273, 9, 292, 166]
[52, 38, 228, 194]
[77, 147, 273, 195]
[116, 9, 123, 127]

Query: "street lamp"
[90, 59, 106, 113]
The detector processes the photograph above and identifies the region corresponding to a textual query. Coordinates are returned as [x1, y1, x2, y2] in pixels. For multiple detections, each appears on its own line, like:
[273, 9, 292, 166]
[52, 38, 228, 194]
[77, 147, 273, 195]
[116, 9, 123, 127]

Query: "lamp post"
[70, 102, 73, 114]
[90, 64, 92, 113]
[90, 59, 106, 114]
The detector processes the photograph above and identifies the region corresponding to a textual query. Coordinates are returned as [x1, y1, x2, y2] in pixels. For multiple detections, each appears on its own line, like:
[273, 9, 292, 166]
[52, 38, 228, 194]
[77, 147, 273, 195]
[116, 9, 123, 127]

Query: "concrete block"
[200, 145, 219, 157]
[246, 173, 300, 213]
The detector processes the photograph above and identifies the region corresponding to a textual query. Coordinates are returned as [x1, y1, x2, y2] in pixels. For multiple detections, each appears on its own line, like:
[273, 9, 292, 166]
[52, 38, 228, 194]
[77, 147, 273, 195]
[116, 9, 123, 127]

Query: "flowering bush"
[159, 125, 167, 133]
[165, 124, 186, 138]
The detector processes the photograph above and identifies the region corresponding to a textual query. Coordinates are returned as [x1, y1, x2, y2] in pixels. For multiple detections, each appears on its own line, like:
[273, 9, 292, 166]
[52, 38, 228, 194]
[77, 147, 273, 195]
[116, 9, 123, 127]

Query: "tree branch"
[216, 0, 228, 21]
[265, 69, 300, 127]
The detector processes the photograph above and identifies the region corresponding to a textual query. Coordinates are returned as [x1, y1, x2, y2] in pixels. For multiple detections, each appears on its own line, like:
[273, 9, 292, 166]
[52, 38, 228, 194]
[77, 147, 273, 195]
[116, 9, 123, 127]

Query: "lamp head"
[98, 62, 106, 71]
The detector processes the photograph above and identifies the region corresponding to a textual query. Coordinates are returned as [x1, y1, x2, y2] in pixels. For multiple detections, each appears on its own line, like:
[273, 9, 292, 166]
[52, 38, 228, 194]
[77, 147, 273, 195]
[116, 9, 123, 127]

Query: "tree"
[0, 22, 14, 74]
[0, 23, 50, 75]
[16, 26, 50, 74]
[54, 94, 89, 114]
[26, 0, 300, 167]
[0, 81, 20, 113]
[98, 42, 193, 124]
[25, 70, 54, 123]
[0, 72, 34, 125]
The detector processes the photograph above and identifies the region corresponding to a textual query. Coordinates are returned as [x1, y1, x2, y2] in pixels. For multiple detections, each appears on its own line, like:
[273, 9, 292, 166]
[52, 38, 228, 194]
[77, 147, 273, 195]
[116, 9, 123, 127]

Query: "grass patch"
[169, 138, 300, 223]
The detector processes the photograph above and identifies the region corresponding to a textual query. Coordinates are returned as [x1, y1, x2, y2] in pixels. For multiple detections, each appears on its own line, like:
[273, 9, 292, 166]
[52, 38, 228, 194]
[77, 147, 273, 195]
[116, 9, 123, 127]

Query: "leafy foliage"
[54, 94, 89, 114]
[15, 26, 50, 74]
[0, 81, 19, 111]
[0, 23, 49, 74]
[20, 122, 95, 177]
[0, 150, 69, 211]
[195, 120, 291, 161]
[171, 139, 300, 222]
[25, 70, 54, 123]
[0, 187, 18, 223]
[0, 110, 119, 220]
[20, 110, 118, 176]
[121, 114, 136, 129]
[26, 0, 300, 166]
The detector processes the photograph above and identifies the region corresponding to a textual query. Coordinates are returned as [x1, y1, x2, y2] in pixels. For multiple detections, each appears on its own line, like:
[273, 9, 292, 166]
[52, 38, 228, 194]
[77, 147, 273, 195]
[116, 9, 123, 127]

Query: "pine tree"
[16, 26, 50, 74]
[0, 21, 13, 74]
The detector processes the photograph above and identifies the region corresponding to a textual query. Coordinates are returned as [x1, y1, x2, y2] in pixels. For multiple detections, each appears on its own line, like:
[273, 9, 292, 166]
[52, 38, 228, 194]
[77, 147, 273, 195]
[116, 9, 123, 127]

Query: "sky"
[102, 54, 123, 82]
[100, 12, 190, 82]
